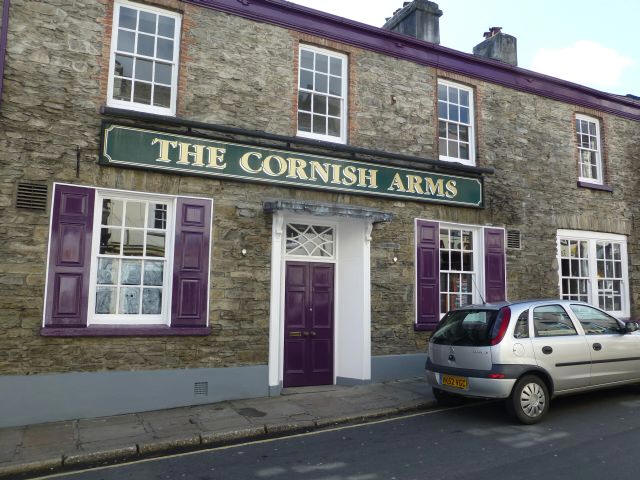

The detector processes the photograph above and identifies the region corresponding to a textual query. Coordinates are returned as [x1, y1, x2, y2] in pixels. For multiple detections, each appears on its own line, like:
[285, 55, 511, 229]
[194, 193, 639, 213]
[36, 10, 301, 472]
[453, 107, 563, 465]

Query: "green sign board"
[100, 124, 483, 207]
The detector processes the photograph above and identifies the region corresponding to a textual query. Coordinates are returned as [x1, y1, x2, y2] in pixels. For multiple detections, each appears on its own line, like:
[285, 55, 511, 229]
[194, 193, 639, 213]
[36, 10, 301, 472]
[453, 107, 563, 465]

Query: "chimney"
[383, 1, 443, 45]
[472, 27, 518, 66]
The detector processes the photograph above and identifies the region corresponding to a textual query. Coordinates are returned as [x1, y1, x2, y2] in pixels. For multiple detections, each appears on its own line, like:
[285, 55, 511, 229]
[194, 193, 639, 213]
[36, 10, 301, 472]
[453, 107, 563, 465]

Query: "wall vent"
[507, 230, 521, 250]
[194, 381, 208, 396]
[16, 182, 48, 211]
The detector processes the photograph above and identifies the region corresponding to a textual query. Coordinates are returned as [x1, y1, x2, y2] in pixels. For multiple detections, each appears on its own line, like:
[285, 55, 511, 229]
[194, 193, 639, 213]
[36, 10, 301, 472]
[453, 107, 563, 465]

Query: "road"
[35, 385, 640, 480]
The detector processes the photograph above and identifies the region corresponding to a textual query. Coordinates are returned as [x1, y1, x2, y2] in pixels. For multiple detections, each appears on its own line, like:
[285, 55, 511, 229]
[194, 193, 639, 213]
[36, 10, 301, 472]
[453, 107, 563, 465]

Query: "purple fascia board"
[41, 326, 212, 337]
[184, 0, 640, 122]
[0, 0, 9, 109]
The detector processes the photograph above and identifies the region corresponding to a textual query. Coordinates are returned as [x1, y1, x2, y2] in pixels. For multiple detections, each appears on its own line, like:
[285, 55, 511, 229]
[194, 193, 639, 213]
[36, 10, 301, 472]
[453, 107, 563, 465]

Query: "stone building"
[0, 0, 639, 427]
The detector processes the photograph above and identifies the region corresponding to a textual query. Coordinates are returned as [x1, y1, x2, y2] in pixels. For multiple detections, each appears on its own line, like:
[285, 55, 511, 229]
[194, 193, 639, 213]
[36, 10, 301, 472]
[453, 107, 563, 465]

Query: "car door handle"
[593, 343, 602, 351]
[542, 346, 553, 355]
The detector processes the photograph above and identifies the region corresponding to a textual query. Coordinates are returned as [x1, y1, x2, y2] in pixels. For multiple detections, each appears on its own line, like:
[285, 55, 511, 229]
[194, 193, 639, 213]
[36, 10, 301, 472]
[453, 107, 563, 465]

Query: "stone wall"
[0, 0, 638, 373]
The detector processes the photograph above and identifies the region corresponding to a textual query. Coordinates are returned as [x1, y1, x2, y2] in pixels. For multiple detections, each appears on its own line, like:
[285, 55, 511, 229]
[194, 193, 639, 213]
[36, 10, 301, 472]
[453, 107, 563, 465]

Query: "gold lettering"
[239, 152, 263, 174]
[309, 161, 331, 183]
[387, 173, 406, 192]
[445, 180, 458, 198]
[286, 157, 308, 180]
[342, 166, 357, 186]
[177, 142, 205, 166]
[330, 164, 342, 184]
[263, 155, 287, 176]
[357, 168, 378, 189]
[151, 138, 177, 163]
[406, 175, 424, 194]
[425, 177, 445, 197]
[205, 147, 227, 170]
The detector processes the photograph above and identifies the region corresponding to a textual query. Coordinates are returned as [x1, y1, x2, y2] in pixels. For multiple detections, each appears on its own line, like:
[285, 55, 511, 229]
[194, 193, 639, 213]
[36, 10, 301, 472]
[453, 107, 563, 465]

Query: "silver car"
[425, 299, 640, 424]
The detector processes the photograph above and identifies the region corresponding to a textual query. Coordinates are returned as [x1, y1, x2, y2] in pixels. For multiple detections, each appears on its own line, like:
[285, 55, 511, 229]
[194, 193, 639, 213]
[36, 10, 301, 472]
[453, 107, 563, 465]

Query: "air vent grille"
[194, 381, 208, 396]
[507, 230, 521, 250]
[16, 182, 48, 211]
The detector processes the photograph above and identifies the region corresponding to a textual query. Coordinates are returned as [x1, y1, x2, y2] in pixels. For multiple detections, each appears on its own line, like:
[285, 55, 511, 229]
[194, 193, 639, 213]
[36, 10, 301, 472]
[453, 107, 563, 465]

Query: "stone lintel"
[263, 199, 394, 223]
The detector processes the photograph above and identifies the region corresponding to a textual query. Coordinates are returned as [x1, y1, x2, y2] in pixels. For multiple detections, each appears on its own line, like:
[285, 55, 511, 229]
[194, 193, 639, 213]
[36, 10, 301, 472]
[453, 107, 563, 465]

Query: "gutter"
[101, 106, 494, 176]
[0, 0, 9, 110]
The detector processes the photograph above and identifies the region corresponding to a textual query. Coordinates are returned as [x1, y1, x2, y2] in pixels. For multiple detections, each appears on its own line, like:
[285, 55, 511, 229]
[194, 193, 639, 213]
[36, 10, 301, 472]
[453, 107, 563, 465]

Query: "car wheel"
[432, 387, 464, 406]
[507, 375, 549, 424]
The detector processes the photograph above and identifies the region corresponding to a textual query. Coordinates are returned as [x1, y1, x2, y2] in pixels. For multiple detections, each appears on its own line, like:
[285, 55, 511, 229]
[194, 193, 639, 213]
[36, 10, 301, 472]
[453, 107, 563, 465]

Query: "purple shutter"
[44, 185, 95, 327]
[416, 220, 440, 331]
[484, 228, 506, 303]
[171, 198, 212, 327]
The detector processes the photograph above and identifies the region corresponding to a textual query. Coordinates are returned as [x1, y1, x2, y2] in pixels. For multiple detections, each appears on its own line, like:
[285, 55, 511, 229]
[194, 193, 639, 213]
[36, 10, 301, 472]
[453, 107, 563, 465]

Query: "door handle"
[593, 343, 602, 351]
[302, 331, 310, 337]
[542, 346, 553, 355]
[310, 331, 317, 337]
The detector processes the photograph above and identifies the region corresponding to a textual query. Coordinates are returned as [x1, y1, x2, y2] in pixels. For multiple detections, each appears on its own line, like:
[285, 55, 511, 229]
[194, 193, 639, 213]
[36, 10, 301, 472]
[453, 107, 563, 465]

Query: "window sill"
[414, 323, 436, 332]
[577, 181, 613, 192]
[40, 325, 211, 337]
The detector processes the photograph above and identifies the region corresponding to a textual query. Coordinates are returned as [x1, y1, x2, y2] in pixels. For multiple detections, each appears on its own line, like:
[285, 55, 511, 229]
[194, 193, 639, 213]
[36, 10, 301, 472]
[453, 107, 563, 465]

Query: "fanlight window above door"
[286, 224, 335, 258]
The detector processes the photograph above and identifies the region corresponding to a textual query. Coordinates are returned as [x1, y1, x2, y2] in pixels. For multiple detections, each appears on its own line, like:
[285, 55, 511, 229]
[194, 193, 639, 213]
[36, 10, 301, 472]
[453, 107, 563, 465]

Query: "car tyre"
[507, 375, 549, 424]
[432, 387, 465, 407]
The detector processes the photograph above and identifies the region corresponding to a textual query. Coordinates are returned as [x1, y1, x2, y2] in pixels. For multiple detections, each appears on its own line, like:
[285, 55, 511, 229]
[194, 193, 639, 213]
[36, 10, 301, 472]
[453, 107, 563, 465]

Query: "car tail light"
[488, 373, 505, 379]
[489, 307, 511, 346]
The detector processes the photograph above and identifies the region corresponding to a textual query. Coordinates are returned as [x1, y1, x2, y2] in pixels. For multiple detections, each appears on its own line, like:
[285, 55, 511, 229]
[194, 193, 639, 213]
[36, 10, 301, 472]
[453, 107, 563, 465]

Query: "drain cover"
[237, 407, 267, 418]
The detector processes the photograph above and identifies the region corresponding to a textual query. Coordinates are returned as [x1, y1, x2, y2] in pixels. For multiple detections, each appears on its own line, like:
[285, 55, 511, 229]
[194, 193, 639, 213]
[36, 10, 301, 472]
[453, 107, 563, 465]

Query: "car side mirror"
[624, 322, 639, 334]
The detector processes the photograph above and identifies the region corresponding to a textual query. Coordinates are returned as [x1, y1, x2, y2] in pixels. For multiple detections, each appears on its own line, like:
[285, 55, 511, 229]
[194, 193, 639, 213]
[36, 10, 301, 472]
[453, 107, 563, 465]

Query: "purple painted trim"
[185, 0, 640, 121]
[0, 0, 9, 109]
[577, 181, 613, 192]
[414, 323, 435, 332]
[41, 326, 212, 337]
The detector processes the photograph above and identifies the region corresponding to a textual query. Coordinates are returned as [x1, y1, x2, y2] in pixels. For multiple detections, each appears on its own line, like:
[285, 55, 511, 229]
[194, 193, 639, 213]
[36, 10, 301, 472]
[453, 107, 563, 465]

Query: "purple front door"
[283, 261, 334, 388]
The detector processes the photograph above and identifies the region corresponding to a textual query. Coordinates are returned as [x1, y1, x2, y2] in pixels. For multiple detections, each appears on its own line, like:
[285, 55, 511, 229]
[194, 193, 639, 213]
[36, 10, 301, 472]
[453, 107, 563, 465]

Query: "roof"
[186, 0, 640, 122]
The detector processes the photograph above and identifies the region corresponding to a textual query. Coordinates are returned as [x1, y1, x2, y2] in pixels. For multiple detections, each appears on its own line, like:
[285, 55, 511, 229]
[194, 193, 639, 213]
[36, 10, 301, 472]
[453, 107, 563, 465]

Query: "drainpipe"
[0, 0, 10, 110]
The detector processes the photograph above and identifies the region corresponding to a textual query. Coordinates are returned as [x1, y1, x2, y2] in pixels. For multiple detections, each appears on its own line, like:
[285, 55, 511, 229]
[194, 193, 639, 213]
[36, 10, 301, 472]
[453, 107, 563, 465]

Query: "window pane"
[514, 311, 529, 339]
[117, 29, 135, 53]
[312, 115, 326, 134]
[137, 34, 155, 57]
[437, 83, 447, 101]
[462, 252, 472, 271]
[450, 230, 461, 249]
[300, 50, 314, 69]
[448, 87, 458, 104]
[328, 97, 341, 116]
[142, 288, 162, 314]
[119, 6, 137, 29]
[139, 11, 156, 34]
[133, 81, 152, 104]
[329, 76, 342, 96]
[96, 287, 117, 314]
[313, 94, 327, 114]
[113, 78, 132, 101]
[102, 199, 123, 226]
[100, 228, 121, 255]
[157, 38, 174, 61]
[571, 304, 620, 334]
[154, 62, 172, 85]
[121, 259, 142, 285]
[135, 58, 153, 81]
[588, 122, 596, 135]
[125, 202, 145, 227]
[330, 57, 342, 76]
[298, 91, 311, 111]
[97, 258, 119, 285]
[533, 305, 577, 337]
[450, 251, 461, 271]
[459, 125, 469, 142]
[440, 251, 449, 270]
[315, 53, 328, 73]
[460, 107, 469, 124]
[460, 143, 469, 160]
[439, 229, 449, 249]
[144, 261, 164, 286]
[298, 112, 311, 132]
[315, 73, 328, 93]
[448, 104, 458, 122]
[148, 203, 167, 229]
[300, 70, 313, 90]
[447, 123, 458, 141]
[438, 101, 447, 119]
[153, 85, 171, 108]
[448, 141, 458, 158]
[119, 287, 140, 314]
[114, 54, 133, 78]
[146, 232, 166, 257]
[328, 117, 340, 137]
[438, 138, 447, 156]
[122, 229, 145, 256]
[459, 89, 469, 106]
[158, 16, 175, 38]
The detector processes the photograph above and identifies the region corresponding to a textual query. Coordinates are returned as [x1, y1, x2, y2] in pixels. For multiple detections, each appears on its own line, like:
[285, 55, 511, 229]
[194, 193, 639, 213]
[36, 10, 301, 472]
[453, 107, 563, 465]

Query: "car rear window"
[431, 309, 500, 346]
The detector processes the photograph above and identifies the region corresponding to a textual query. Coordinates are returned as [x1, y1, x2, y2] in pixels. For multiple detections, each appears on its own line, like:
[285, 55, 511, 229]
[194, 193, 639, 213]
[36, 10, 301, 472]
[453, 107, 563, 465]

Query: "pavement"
[0, 377, 435, 479]
[35, 383, 640, 480]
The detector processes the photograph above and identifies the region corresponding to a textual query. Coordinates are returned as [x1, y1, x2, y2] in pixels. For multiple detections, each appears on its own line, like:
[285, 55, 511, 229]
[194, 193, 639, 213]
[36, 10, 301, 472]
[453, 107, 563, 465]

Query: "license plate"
[442, 374, 468, 390]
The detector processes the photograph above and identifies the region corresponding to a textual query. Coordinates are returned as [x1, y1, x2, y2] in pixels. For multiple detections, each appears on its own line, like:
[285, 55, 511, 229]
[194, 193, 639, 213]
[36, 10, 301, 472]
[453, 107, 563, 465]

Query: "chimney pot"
[382, 1, 443, 44]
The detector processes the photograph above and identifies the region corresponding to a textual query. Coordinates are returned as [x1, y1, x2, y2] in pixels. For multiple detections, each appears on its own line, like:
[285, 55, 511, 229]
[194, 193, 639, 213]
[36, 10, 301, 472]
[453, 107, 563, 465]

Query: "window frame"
[437, 78, 476, 166]
[575, 113, 603, 185]
[106, 0, 182, 116]
[556, 229, 629, 318]
[87, 189, 176, 326]
[296, 44, 349, 144]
